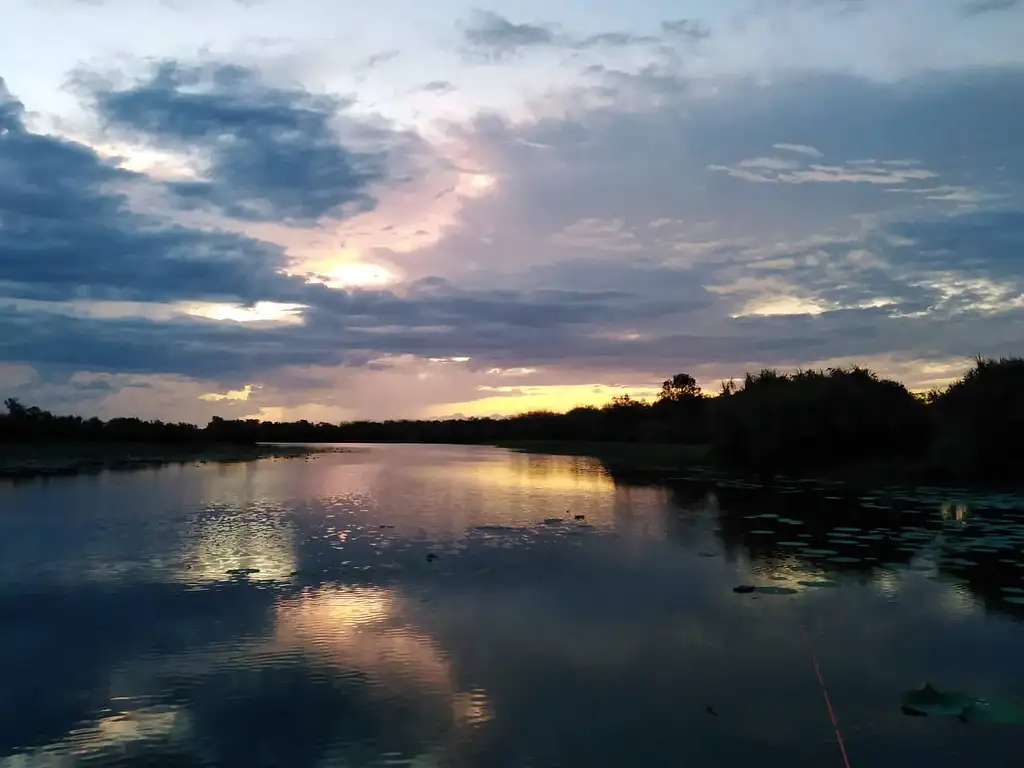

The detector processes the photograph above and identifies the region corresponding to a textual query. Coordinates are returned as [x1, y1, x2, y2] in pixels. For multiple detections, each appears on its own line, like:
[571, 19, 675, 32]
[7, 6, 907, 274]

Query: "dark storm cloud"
[0, 76, 301, 304]
[82, 62, 409, 224]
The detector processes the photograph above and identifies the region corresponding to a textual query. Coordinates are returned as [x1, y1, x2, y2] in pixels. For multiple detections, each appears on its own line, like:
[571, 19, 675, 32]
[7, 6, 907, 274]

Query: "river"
[1, 443, 1023, 766]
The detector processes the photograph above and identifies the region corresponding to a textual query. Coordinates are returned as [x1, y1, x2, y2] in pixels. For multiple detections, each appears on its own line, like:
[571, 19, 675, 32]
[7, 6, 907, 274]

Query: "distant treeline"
[3, 355, 1023, 483]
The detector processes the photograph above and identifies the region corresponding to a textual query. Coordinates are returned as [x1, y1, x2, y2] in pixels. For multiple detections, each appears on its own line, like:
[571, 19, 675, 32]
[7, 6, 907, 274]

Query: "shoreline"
[0, 442, 338, 482]
[4, 438, 1020, 497]
[489, 439, 1024, 496]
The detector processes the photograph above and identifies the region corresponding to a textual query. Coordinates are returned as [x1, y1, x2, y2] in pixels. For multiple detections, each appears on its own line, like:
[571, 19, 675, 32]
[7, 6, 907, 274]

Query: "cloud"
[4, 33, 1024, 420]
[960, 0, 1019, 15]
[419, 80, 456, 93]
[372, 65, 1024, 380]
[459, 11, 709, 61]
[0, 76, 301, 305]
[659, 19, 712, 39]
[461, 9, 558, 60]
[772, 143, 824, 158]
[79, 62, 425, 225]
[708, 157, 938, 185]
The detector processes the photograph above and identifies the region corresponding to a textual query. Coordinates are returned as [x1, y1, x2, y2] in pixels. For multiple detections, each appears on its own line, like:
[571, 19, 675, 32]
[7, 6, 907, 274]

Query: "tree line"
[2, 355, 1022, 483]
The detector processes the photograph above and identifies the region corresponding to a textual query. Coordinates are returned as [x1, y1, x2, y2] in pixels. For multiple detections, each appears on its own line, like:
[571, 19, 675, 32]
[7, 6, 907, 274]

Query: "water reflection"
[2, 445, 1024, 766]
[181, 501, 297, 583]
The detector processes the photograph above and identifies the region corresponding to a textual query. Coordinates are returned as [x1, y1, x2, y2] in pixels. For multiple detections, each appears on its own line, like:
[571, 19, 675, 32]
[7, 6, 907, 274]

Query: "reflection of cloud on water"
[271, 585, 493, 730]
[11, 581, 492, 766]
[0, 706, 190, 767]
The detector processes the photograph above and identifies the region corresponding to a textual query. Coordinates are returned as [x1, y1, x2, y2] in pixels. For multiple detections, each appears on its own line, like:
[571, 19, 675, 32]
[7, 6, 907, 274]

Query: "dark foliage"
[709, 365, 931, 473]
[2, 357, 1022, 483]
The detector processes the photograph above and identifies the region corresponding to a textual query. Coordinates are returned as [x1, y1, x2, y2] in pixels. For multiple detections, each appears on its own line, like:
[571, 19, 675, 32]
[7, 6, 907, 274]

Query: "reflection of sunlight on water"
[870, 562, 981, 619]
[940, 584, 981, 618]
[273, 586, 446, 688]
[179, 502, 297, 582]
[871, 569, 901, 598]
[294, 455, 386, 501]
[940, 501, 971, 525]
[272, 586, 492, 728]
[452, 688, 493, 728]
[411, 452, 617, 499]
[0, 706, 188, 766]
[405, 452, 669, 533]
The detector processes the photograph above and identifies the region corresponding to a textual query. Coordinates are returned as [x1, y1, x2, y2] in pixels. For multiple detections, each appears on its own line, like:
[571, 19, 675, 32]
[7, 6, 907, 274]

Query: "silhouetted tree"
[4, 357, 1024, 484]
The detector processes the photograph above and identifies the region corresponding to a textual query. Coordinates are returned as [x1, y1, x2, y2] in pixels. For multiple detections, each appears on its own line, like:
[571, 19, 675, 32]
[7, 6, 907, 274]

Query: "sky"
[1, 0, 1022, 423]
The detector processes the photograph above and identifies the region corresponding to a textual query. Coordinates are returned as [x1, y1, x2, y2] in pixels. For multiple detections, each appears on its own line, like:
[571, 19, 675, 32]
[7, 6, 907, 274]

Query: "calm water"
[2, 444, 1024, 767]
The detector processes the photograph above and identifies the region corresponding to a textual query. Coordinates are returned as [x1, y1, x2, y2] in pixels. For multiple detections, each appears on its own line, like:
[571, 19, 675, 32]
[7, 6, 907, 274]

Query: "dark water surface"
[2, 444, 1024, 767]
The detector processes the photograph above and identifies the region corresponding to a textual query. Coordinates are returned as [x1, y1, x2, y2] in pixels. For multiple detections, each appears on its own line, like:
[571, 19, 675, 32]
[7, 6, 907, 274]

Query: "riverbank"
[0, 442, 337, 481]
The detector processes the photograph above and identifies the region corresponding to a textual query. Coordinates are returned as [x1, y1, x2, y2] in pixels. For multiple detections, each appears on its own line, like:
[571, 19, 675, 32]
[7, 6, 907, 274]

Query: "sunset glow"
[0, 0, 1020, 421]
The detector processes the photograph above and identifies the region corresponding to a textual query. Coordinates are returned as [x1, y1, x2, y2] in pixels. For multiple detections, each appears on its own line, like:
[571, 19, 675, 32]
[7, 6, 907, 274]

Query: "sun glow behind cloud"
[428, 383, 663, 418]
[184, 302, 306, 324]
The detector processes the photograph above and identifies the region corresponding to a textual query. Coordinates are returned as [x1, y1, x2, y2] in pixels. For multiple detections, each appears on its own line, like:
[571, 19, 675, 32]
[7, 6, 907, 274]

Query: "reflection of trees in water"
[647, 478, 1024, 623]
